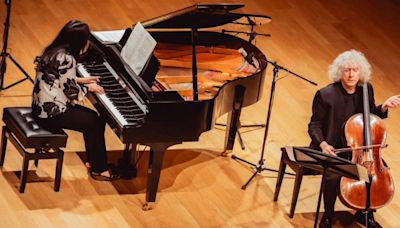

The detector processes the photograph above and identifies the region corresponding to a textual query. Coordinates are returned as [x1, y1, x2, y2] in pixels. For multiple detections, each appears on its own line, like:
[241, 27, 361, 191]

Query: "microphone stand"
[222, 15, 271, 44]
[234, 59, 317, 189]
[0, 0, 34, 91]
[219, 17, 270, 150]
[222, 29, 271, 44]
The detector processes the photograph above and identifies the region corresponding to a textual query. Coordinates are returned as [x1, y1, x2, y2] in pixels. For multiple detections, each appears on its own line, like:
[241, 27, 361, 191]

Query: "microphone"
[238, 48, 257, 68]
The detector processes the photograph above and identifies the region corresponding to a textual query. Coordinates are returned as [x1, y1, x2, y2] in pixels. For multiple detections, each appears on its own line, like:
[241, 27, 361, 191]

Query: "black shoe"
[319, 218, 332, 228]
[354, 211, 382, 228]
[354, 211, 367, 226]
[367, 217, 382, 228]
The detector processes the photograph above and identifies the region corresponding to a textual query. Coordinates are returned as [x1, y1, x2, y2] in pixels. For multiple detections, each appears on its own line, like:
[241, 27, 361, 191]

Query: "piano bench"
[0, 107, 67, 193]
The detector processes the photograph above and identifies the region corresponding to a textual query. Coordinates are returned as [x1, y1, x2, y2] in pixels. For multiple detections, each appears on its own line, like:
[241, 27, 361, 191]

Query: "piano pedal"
[117, 158, 138, 179]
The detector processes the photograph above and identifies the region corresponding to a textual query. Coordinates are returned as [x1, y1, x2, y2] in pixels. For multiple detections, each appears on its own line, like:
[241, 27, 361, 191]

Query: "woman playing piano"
[31, 20, 120, 181]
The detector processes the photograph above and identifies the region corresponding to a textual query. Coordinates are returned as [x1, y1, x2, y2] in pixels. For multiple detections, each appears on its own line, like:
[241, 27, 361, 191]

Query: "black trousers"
[323, 172, 341, 219]
[36, 105, 108, 173]
[323, 152, 353, 220]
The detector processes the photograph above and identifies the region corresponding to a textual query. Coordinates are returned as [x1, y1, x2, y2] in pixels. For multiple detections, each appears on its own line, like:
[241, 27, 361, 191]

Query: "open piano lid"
[142, 3, 246, 29]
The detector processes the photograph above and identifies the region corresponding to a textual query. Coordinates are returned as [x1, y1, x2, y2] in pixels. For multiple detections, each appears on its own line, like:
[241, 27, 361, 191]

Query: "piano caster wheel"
[142, 202, 154, 211]
[220, 150, 231, 157]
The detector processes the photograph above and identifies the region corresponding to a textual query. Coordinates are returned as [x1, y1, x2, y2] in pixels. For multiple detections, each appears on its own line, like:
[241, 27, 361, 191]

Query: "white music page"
[121, 22, 157, 75]
[91, 30, 125, 43]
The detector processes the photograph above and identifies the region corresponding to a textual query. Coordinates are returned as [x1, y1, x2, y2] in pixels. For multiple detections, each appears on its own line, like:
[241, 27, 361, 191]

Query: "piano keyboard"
[77, 62, 148, 127]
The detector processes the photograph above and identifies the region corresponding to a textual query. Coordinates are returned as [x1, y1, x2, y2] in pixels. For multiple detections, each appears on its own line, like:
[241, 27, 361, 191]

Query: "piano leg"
[223, 85, 245, 156]
[118, 143, 138, 179]
[143, 142, 179, 211]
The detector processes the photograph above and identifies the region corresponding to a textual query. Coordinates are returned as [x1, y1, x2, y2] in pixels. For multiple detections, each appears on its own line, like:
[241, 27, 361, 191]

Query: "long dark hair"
[37, 20, 90, 66]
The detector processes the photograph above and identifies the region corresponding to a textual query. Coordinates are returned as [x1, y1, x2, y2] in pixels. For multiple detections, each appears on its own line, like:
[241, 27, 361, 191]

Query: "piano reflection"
[77, 3, 270, 210]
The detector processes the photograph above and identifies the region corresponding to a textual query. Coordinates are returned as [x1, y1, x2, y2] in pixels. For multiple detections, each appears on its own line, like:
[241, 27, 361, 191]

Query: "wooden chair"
[273, 147, 320, 218]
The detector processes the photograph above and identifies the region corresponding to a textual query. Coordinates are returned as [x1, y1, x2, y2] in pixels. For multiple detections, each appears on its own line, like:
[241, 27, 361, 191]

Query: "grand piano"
[77, 3, 269, 210]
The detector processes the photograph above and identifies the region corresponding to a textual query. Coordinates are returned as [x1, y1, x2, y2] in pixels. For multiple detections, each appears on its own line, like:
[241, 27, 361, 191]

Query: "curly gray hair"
[328, 50, 371, 83]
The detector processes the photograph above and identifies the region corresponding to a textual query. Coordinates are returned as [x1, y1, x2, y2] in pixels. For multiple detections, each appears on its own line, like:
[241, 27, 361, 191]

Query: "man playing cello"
[307, 49, 400, 228]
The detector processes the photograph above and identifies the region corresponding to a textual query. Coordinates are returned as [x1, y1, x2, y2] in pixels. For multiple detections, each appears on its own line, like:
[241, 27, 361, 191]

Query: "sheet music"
[91, 30, 125, 43]
[121, 22, 157, 75]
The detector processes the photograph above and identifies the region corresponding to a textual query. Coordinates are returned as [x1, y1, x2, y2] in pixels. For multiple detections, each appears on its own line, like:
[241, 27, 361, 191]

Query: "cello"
[338, 82, 395, 211]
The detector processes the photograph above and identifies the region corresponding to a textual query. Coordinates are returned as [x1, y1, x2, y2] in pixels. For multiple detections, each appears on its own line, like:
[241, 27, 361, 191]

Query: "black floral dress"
[32, 49, 87, 118]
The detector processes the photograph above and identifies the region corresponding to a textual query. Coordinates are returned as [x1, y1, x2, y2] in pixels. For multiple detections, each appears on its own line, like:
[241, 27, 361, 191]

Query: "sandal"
[86, 162, 117, 174]
[85, 162, 91, 174]
[90, 169, 120, 181]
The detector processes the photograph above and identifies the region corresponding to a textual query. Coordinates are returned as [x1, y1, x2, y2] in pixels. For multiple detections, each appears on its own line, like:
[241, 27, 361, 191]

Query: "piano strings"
[154, 43, 259, 100]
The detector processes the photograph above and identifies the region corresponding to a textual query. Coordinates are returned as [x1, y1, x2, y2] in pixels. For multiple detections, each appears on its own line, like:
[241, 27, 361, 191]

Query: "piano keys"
[77, 62, 147, 127]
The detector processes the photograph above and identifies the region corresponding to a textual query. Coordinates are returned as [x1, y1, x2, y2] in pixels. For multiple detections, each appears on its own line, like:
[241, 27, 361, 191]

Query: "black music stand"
[287, 146, 369, 228]
[0, 0, 34, 91]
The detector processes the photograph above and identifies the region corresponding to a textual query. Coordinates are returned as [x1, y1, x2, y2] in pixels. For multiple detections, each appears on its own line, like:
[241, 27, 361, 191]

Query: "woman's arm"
[57, 52, 88, 101]
[76, 76, 100, 85]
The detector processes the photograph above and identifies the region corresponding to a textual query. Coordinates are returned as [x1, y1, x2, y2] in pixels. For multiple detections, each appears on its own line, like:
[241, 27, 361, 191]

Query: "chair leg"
[34, 149, 39, 168]
[0, 126, 8, 166]
[289, 167, 304, 218]
[54, 149, 64, 192]
[19, 153, 30, 193]
[273, 153, 287, 201]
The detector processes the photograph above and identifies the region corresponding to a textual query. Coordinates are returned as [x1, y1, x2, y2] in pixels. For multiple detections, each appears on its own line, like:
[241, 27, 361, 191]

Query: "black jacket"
[308, 82, 387, 150]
